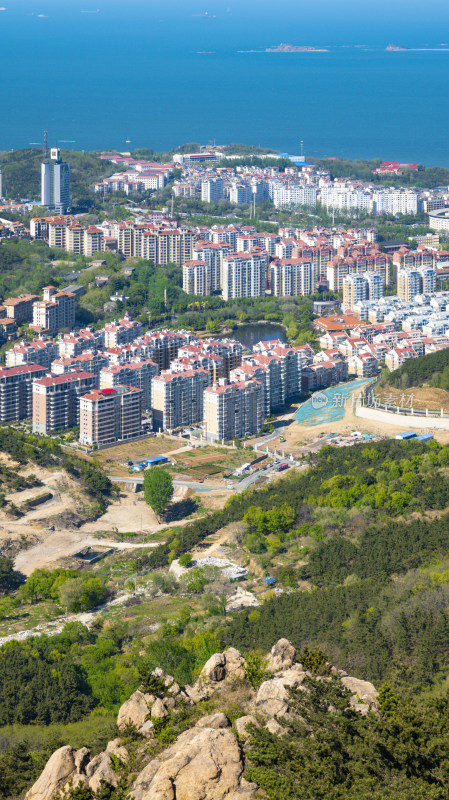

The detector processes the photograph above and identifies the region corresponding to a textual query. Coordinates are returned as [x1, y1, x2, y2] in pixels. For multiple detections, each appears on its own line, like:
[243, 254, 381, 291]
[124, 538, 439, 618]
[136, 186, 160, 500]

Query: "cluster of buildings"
[171, 158, 449, 216]
[0, 307, 354, 447]
[22, 212, 446, 312]
[94, 154, 174, 195]
[6, 293, 449, 449]
[0, 286, 76, 343]
[314, 306, 449, 375]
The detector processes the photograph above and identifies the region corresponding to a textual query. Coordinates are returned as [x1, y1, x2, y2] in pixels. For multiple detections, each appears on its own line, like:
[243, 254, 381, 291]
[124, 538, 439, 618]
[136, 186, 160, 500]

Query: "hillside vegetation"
[4, 438, 449, 798]
[384, 347, 449, 390]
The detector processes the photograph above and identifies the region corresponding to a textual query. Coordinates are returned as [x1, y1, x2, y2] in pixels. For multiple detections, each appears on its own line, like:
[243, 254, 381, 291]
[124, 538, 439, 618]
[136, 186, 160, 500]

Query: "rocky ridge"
[25, 639, 378, 800]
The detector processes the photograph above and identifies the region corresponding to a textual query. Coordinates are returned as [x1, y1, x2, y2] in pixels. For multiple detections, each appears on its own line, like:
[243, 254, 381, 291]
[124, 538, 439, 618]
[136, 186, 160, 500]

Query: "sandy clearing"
[13, 531, 160, 575]
[280, 385, 449, 447]
[78, 484, 189, 534]
[376, 385, 449, 412]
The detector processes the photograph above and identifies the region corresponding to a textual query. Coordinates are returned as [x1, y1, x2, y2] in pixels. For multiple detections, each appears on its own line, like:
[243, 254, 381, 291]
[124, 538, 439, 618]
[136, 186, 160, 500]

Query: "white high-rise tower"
[41, 133, 70, 213]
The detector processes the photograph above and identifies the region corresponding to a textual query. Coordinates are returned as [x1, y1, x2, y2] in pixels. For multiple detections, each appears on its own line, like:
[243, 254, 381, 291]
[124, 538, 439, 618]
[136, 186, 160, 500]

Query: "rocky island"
[266, 43, 329, 52]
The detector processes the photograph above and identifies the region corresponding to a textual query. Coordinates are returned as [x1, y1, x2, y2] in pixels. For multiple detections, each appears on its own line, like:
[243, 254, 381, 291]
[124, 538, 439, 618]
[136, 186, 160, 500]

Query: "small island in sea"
[265, 43, 329, 52]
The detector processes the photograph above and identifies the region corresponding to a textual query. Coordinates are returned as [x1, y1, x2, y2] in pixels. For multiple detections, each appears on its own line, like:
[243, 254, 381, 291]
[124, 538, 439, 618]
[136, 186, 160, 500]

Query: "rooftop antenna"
[43, 129, 48, 161]
[300, 140, 304, 158]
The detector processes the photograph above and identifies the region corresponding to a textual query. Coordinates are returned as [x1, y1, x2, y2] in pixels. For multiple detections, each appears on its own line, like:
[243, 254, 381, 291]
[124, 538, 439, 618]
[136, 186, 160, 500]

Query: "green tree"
[0, 556, 23, 594]
[143, 468, 174, 519]
[58, 576, 107, 613]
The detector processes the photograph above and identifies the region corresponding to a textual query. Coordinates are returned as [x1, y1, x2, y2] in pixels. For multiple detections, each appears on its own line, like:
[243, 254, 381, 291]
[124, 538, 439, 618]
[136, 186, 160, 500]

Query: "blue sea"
[2, 0, 449, 164]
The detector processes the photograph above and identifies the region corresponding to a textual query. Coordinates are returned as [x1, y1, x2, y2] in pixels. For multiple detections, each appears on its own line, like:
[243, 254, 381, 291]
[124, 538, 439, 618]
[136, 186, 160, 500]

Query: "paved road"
[109, 475, 218, 491]
[255, 425, 285, 448]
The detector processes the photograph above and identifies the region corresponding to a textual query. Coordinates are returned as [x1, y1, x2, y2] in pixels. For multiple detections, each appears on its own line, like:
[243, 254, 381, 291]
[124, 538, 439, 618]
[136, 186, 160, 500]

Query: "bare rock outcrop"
[131, 727, 256, 800]
[150, 698, 168, 720]
[266, 638, 297, 673]
[85, 753, 119, 793]
[195, 712, 229, 729]
[25, 746, 77, 800]
[106, 739, 129, 763]
[254, 665, 307, 718]
[186, 647, 246, 702]
[117, 690, 153, 732]
[25, 738, 132, 800]
[341, 675, 378, 714]
[25, 639, 380, 800]
[200, 652, 227, 682]
[234, 715, 257, 740]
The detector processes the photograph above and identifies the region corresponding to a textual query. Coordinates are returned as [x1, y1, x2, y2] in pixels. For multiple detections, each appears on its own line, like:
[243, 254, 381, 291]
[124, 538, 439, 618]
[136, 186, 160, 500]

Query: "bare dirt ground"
[0, 467, 91, 554]
[377, 385, 449, 412]
[269, 386, 449, 452]
[190, 521, 246, 561]
[199, 489, 234, 510]
[13, 532, 159, 576]
[79, 484, 190, 534]
[93, 436, 187, 475]
[8, 485, 201, 574]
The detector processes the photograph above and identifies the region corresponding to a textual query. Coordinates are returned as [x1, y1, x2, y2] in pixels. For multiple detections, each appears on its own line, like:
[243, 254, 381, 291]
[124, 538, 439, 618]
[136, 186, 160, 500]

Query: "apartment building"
[291, 244, 334, 282]
[84, 226, 105, 256]
[301, 359, 348, 391]
[252, 341, 311, 401]
[198, 338, 244, 377]
[100, 358, 158, 409]
[157, 228, 195, 267]
[32, 287, 76, 334]
[32, 371, 96, 434]
[182, 260, 208, 296]
[51, 351, 108, 380]
[243, 352, 285, 409]
[65, 224, 85, 254]
[79, 386, 142, 447]
[103, 315, 143, 348]
[271, 184, 318, 208]
[230, 363, 270, 416]
[320, 187, 372, 213]
[392, 246, 434, 272]
[171, 349, 224, 383]
[4, 294, 39, 324]
[221, 252, 266, 300]
[203, 377, 265, 442]
[57, 329, 105, 357]
[327, 252, 389, 292]
[397, 268, 436, 301]
[6, 339, 59, 369]
[140, 330, 193, 370]
[151, 368, 211, 431]
[30, 215, 75, 240]
[372, 189, 420, 216]
[0, 363, 46, 423]
[201, 178, 224, 203]
[385, 346, 419, 371]
[229, 183, 253, 205]
[343, 272, 384, 309]
[192, 241, 230, 292]
[270, 259, 313, 296]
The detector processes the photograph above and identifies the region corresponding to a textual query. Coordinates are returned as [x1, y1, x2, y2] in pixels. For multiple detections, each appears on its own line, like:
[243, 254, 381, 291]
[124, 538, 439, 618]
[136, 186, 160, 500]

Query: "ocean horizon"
[2, 0, 449, 165]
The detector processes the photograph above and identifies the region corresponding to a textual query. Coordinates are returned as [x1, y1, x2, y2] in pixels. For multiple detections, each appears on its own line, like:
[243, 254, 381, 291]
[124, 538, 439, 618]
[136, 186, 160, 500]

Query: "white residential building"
[221, 253, 266, 300]
[270, 259, 313, 297]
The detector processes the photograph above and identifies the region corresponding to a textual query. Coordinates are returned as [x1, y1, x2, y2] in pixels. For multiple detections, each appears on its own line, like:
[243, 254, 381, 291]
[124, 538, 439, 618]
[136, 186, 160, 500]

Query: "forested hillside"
[385, 346, 449, 389]
[4, 437, 449, 798]
[0, 148, 116, 205]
